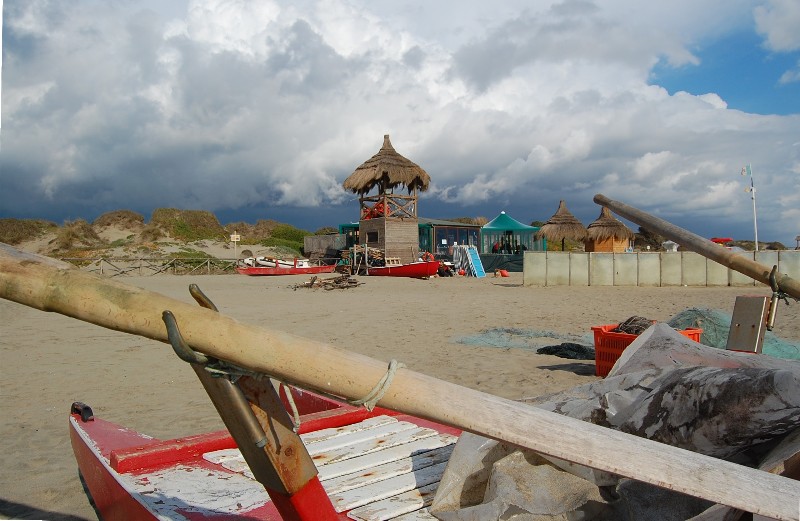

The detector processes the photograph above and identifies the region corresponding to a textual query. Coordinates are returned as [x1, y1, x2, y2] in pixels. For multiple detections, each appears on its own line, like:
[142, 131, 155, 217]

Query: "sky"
[1, 0, 799, 246]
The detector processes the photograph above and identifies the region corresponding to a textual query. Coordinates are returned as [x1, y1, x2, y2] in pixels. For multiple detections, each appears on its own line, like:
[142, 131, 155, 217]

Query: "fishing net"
[668, 307, 800, 360]
[455, 327, 593, 351]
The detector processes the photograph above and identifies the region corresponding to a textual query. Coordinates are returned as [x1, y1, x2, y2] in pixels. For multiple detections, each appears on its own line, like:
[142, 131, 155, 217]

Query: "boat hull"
[236, 263, 336, 276]
[367, 260, 439, 278]
[70, 390, 460, 521]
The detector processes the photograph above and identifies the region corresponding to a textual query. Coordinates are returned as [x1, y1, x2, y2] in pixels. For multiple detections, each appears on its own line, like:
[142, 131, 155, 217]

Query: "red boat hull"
[367, 260, 439, 278]
[70, 390, 460, 520]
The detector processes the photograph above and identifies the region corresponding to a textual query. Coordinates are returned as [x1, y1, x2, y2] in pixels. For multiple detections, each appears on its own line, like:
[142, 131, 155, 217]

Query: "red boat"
[367, 260, 439, 278]
[236, 257, 336, 276]
[70, 388, 460, 521]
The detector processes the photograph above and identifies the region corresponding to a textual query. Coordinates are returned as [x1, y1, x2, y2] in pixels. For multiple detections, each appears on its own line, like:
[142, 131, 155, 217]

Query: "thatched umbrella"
[586, 206, 635, 245]
[536, 200, 587, 251]
[342, 135, 431, 195]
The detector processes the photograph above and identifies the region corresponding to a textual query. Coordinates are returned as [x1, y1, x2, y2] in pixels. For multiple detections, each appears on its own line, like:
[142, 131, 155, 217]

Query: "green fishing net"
[668, 307, 800, 360]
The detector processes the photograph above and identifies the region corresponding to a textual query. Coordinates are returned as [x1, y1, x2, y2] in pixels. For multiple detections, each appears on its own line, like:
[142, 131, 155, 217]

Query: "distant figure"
[492, 241, 500, 253]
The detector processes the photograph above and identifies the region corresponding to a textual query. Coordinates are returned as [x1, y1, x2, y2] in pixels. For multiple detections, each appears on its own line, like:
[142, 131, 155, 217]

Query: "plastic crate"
[592, 324, 703, 377]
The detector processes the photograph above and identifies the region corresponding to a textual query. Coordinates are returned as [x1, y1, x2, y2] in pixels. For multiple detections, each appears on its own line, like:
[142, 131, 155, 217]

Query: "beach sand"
[1, 272, 798, 520]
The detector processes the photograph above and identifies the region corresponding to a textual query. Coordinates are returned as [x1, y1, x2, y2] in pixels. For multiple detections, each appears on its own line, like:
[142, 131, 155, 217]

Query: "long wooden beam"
[593, 193, 800, 300]
[1, 243, 798, 520]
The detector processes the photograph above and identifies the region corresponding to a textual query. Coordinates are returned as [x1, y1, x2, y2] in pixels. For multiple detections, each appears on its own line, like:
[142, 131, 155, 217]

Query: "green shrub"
[150, 208, 225, 241]
[270, 223, 311, 243]
[260, 237, 303, 256]
[0, 218, 58, 245]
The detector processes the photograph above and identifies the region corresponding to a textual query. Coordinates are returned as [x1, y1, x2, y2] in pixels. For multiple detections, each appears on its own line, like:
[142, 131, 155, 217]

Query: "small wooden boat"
[236, 257, 336, 276]
[70, 388, 460, 521]
[367, 260, 439, 278]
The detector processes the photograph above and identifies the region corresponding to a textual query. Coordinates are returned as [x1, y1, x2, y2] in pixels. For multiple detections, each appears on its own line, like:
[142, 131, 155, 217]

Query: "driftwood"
[292, 274, 363, 290]
[1, 244, 799, 520]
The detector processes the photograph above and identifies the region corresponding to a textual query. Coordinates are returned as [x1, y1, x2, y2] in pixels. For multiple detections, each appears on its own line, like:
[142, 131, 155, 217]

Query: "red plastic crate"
[592, 324, 703, 377]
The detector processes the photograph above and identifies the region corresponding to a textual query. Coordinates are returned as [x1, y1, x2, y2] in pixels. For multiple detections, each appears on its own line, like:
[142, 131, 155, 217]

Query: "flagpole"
[742, 164, 759, 252]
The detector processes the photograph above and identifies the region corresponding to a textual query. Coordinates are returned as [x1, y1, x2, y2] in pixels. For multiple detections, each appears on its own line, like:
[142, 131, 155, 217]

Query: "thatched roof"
[536, 200, 587, 241]
[343, 135, 431, 195]
[586, 206, 635, 241]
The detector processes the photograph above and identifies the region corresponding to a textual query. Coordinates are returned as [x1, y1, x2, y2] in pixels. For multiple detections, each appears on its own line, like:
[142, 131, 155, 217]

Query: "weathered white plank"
[331, 461, 447, 512]
[346, 482, 439, 521]
[322, 445, 454, 495]
[317, 433, 457, 481]
[312, 426, 440, 467]
[203, 448, 244, 465]
[301, 415, 399, 445]
[391, 508, 438, 521]
[308, 420, 419, 455]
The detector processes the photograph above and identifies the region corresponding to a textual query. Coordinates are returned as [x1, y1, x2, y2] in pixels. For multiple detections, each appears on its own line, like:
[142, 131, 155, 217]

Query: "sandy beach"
[1, 271, 798, 520]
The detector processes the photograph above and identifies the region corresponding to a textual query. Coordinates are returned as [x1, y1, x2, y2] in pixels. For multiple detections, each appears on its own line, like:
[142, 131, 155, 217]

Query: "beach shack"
[419, 218, 482, 256]
[342, 135, 430, 264]
[584, 206, 635, 252]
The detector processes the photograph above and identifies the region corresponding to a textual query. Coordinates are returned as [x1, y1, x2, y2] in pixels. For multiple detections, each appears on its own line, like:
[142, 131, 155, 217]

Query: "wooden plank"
[322, 445, 454, 495]
[307, 420, 418, 455]
[3, 245, 799, 520]
[346, 482, 439, 521]
[311, 426, 440, 467]
[317, 433, 458, 481]
[391, 509, 438, 521]
[301, 416, 398, 445]
[330, 461, 447, 512]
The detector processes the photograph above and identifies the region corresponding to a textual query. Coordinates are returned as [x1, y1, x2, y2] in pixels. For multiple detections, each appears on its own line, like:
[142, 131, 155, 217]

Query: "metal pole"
[742, 164, 759, 251]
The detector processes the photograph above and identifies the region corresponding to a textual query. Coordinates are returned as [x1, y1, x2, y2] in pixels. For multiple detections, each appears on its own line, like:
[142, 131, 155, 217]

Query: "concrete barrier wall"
[523, 250, 800, 287]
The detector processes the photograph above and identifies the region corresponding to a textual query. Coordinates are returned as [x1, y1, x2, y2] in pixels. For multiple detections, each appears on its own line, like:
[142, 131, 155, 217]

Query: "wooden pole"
[0, 244, 798, 520]
[593, 194, 800, 300]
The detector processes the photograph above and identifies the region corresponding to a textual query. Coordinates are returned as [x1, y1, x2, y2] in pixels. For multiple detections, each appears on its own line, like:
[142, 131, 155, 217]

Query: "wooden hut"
[536, 200, 587, 251]
[342, 135, 431, 264]
[584, 206, 635, 252]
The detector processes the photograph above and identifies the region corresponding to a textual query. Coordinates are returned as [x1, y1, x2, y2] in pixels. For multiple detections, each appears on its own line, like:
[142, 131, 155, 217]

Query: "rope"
[204, 355, 404, 417]
[347, 359, 405, 412]
[280, 382, 302, 432]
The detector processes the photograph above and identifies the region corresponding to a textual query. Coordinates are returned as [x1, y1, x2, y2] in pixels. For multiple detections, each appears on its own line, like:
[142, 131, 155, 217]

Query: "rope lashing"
[347, 359, 405, 412]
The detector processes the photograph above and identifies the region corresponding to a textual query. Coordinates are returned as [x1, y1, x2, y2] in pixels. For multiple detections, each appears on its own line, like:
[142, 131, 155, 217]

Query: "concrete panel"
[730, 251, 756, 287]
[706, 258, 729, 286]
[569, 253, 590, 286]
[589, 253, 614, 286]
[637, 253, 661, 286]
[779, 251, 800, 280]
[546, 252, 571, 286]
[522, 252, 547, 286]
[755, 251, 780, 272]
[613, 253, 638, 286]
[661, 253, 682, 286]
[682, 252, 707, 286]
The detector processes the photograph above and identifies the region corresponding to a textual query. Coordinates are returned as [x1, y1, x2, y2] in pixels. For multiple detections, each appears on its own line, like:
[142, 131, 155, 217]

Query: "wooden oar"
[1, 243, 798, 520]
[593, 193, 800, 300]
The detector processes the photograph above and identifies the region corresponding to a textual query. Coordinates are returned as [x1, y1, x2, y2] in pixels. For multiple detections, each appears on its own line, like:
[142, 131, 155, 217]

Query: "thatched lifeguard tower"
[536, 200, 587, 251]
[584, 206, 635, 252]
[343, 135, 431, 264]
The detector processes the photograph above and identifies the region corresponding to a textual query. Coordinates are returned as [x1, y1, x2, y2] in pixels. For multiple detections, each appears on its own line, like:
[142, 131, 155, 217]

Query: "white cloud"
[754, 0, 800, 52]
[1, 0, 799, 245]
